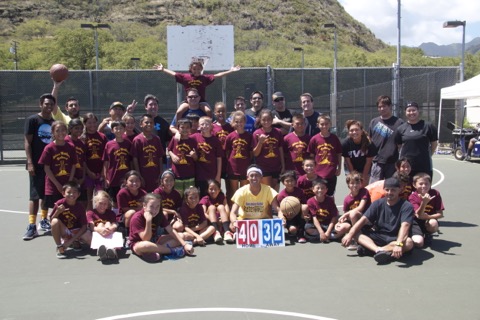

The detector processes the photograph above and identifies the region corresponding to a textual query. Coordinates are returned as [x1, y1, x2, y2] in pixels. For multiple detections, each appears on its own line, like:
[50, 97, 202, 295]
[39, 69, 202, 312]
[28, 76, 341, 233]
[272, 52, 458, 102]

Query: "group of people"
[23, 60, 442, 264]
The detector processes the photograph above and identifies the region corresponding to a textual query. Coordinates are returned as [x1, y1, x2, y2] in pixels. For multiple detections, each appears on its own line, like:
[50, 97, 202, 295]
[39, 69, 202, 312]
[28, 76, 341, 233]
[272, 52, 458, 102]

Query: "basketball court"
[1, 155, 479, 320]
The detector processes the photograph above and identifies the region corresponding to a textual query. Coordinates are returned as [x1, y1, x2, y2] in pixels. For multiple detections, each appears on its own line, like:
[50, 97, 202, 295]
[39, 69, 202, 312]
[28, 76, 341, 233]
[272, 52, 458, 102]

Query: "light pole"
[81, 23, 110, 70]
[324, 23, 338, 130]
[293, 47, 304, 93]
[443, 20, 466, 127]
[443, 20, 466, 82]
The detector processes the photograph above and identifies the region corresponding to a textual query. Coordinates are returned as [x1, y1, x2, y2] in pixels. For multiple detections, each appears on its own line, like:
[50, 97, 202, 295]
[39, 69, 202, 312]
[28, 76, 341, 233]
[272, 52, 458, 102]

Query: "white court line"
[0, 209, 28, 214]
[96, 307, 336, 320]
[432, 168, 445, 188]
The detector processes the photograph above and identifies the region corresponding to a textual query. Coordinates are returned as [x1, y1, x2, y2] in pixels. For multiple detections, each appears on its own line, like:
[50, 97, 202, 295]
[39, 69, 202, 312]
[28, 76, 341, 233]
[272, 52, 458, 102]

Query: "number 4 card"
[236, 219, 285, 248]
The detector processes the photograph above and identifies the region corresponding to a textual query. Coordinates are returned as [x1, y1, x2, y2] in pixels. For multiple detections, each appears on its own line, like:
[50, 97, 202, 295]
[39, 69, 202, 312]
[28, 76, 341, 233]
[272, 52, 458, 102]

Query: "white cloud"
[339, 0, 480, 46]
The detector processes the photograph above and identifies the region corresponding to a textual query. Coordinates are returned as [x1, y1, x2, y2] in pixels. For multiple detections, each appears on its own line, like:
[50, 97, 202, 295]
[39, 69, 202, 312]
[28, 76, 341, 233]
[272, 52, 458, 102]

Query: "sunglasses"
[252, 97, 262, 100]
[274, 98, 284, 102]
[187, 95, 199, 99]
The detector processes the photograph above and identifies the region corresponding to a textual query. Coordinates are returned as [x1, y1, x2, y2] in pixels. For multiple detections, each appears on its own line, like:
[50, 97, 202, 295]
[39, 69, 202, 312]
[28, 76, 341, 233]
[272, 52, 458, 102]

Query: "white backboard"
[167, 25, 234, 71]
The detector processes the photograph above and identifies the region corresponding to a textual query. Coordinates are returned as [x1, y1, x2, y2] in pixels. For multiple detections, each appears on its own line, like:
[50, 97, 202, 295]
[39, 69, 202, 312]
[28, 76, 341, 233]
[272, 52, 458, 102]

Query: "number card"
[236, 219, 285, 248]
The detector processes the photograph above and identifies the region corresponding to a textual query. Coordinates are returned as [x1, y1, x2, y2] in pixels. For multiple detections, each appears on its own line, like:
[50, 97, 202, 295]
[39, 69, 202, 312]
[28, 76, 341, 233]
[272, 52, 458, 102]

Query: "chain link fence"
[0, 66, 458, 162]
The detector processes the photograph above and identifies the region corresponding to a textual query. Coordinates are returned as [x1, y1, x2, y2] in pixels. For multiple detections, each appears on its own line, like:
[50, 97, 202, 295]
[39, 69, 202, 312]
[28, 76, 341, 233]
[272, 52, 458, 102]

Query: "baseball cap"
[272, 92, 284, 100]
[109, 101, 125, 110]
[406, 101, 419, 109]
[384, 177, 400, 189]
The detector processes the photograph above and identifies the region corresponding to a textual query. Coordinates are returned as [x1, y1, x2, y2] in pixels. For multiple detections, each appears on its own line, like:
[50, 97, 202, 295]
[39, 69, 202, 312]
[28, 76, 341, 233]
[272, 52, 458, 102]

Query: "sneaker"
[97, 245, 107, 261]
[142, 252, 161, 262]
[164, 244, 185, 260]
[374, 250, 393, 264]
[297, 237, 307, 244]
[424, 233, 433, 247]
[465, 155, 471, 161]
[38, 218, 51, 232]
[106, 248, 117, 260]
[23, 224, 38, 240]
[347, 240, 358, 251]
[357, 245, 367, 257]
[214, 231, 223, 244]
[56, 246, 67, 259]
[224, 231, 234, 244]
[72, 241, 82, 252]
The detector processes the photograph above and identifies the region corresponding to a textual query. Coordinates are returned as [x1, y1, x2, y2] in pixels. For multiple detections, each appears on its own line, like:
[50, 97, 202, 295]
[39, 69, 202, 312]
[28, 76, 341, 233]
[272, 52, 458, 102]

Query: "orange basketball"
[280, 196, 301, 219]
[49, 64, 69, 82]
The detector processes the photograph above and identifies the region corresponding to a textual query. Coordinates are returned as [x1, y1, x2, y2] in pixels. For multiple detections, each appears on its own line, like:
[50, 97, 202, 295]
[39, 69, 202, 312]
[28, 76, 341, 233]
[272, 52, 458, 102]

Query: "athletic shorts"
[29, 167, 46, 201]
[362, 229, 397, 247]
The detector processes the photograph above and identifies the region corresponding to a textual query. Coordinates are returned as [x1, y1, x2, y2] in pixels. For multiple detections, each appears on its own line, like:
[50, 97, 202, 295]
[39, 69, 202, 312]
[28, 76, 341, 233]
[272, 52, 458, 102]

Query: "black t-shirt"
[154, 115, 171, 151]
[341, 138, 377, 173]
[272, 109, 293, 131]
[368, 116, 404, 164]
[394, 120, 438, 173]
[304, 111, 320, 136]
[24, 114, 53, 167]
[364, 198, 414, 237]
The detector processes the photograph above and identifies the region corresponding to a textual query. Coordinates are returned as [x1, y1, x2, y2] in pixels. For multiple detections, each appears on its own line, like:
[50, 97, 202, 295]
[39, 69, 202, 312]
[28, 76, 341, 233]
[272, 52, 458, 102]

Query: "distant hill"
[0, 0, 386, 52]
[419, 37, 480, 57]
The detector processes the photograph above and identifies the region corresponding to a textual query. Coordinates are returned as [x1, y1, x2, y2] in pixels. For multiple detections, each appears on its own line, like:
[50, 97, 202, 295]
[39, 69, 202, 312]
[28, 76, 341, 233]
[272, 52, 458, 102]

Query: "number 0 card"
[236, 219, 285, 248]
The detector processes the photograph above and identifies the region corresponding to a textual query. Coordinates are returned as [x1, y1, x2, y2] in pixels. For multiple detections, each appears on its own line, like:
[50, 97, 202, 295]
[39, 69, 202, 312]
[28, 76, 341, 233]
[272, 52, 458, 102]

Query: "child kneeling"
[50, 182, 92, 259]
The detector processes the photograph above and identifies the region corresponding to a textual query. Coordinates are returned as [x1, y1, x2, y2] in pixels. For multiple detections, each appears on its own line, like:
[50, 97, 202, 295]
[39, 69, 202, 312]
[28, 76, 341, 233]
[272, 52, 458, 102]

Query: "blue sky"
[338, 0, 480, 46]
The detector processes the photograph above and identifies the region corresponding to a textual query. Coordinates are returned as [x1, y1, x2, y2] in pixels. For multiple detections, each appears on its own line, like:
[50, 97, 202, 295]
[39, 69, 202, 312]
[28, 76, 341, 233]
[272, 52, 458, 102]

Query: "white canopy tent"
[438, 74, 480, 137]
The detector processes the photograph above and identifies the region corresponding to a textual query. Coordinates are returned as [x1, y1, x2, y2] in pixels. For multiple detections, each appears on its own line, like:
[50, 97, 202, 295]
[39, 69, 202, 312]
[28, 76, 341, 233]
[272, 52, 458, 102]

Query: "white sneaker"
[214, 231, 223, 244]
[224, 231, 234, 244]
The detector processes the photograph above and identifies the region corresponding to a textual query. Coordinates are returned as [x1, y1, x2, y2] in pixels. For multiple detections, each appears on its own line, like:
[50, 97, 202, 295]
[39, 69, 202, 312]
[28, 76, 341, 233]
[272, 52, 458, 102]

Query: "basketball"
[49, 64, 69, 82]
[280, 196, 301, 219]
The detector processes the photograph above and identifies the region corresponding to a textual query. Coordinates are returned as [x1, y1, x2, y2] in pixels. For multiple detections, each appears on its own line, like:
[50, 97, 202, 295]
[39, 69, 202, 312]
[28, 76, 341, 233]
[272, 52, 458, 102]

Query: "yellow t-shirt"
[52, 108, 72, 124]
[232, 184, 278, 220]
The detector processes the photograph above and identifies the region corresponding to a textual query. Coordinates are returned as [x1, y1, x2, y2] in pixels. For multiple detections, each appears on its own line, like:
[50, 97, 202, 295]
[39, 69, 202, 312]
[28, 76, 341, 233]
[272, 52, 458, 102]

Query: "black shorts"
[411, 220, 430, 237]
[362, 229, 397, 247]
[263, 172, 280, 179]
[324, 176, 337, 197]
[226, 174, 247, 181]
[44, 194, 63, 209]
[29, 167, 46, 201]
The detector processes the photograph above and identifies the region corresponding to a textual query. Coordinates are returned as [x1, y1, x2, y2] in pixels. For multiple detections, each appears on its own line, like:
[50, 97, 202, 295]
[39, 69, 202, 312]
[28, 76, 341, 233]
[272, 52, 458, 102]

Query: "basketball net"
[191, 56, 210, 74]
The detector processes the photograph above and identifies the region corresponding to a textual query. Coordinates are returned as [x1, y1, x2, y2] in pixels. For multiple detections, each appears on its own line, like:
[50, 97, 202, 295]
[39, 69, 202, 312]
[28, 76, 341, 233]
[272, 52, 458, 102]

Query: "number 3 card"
[236, 219, 285, 248]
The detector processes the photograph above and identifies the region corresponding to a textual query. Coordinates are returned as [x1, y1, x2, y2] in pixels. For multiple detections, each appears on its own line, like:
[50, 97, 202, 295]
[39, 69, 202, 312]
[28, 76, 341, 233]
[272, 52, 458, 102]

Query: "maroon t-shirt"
[131, 134, 165, 192]
[307, 133, 342, 179]
[175, 73, 215, 102]
[65, 136, 87, 181]
[213, 123, 233, 175]
[129, 209, 169, 245]
[343, 187, 371, 213]
[123, 132, 139, 144]
[116, 187, 147, 214]
[409, 189, 445, 215]
[168, 137, 196, 179]
[297, 174, 320, 201]
[307, 196, 338, 224]
[191, 133, 223, 181]
[199, 192, 226, 207]
[86, 208, 117, 226]
[38, 142, 77, 196]
[84, 131, 107, 175]
[102, 139, 132, 188]
[179, 202, 206, 228]
[284, 132, 311, 176]
[252, 127, 284, 173]
[49, 198, 87, 230]
[277, 187, 308, 204]
[225, 131, 253, 177]
[212, 122, 234, 147]
[153, 186, 183, 212]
